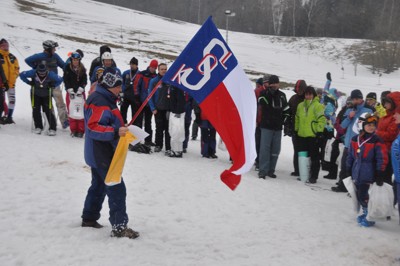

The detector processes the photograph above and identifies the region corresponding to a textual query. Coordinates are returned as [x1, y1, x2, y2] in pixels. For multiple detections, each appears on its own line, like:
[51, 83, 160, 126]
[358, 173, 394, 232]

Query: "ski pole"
[127, 79, 162, 126]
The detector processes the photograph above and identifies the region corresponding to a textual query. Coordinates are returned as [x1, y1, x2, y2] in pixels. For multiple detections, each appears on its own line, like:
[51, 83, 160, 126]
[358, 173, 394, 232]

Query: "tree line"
[95, 0, 400, 41]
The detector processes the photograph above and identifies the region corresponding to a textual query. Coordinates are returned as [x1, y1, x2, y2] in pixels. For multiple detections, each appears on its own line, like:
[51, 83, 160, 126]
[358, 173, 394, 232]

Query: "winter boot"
[359, 208, 375, 227]
[82, 219, 103, 229]
[357, 207, 368, 224]
[111, 227, 139, 239]
[324, 164, 338, 180]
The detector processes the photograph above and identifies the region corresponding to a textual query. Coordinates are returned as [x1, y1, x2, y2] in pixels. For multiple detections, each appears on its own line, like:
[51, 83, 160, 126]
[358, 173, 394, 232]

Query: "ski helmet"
[101, 52, 113, 61]
[42, 40, 59, 50]
[353, 112, 377, 133]
[36, 63, 48, 76]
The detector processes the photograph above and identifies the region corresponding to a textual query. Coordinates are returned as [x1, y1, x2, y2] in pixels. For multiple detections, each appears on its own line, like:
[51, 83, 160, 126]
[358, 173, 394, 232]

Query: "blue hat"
[100, 67, 122, 89]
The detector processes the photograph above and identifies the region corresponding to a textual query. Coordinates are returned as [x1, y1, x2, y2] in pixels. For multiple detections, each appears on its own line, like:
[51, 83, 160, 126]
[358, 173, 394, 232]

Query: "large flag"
[163, 17, 257, 190]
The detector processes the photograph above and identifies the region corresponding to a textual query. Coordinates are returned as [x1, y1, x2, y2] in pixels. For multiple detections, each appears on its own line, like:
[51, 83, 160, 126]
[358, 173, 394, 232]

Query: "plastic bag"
[342, 177, 360, 213]
[105, 126, 148, 186]
[69, 94, 84, 119]
[298, 151, 310, 182]
[324, 138, 334, 162]
[367, 183, 394, 220]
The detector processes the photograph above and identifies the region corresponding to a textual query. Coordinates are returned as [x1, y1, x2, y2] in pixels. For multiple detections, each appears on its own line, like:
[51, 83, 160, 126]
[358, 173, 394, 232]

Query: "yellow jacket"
[375, 102, 386, 118]
[0, 50, 19, 88]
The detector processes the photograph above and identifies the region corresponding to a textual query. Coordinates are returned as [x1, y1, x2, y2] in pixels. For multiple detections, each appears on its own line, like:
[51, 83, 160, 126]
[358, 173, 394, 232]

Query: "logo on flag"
[163, 17, 257, 190]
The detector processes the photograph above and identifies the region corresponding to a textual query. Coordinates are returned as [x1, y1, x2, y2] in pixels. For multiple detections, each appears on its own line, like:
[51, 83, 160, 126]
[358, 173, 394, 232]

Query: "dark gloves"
[326, 72, 332, 81]
[3, 82, 9, 91]
[375, 175, 384, 186]
[194, 113, 201, 125]
[283, 124, 293, 137]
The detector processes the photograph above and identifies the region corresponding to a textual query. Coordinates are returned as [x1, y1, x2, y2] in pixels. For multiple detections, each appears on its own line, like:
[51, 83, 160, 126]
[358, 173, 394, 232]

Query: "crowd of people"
[254, 71, 400, 228]
[1, 38, 400, 238]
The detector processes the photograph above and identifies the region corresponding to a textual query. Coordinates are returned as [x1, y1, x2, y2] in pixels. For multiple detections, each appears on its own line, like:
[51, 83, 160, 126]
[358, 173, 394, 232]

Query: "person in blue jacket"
[25, 40, 69, 129]
[331, 89, 374, 192]
[147, 63, 171, 154]
[391, 106, 400, 224]
[19, 63, 62, 136]
[346, 113, 388, 227]
[81, 67, 139, 239]
[120, 57, 140, 124]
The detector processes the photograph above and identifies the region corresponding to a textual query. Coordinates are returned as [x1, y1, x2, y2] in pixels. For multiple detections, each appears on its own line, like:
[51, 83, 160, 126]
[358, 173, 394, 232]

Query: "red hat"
[149, 59, 158, 68]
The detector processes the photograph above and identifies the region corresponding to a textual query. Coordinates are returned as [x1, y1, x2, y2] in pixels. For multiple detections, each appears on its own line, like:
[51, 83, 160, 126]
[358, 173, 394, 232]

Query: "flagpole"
[127, 80, 161, 126]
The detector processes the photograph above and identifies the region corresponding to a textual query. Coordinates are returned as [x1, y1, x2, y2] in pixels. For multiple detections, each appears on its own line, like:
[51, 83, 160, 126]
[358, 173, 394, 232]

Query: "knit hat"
[366, 92, 377, 101]
[328, 88, 340, 100]
[268, 75, 279, 85]
[256, 78, 263, 85]
[0, 38, 8, 45]
[149, 59, 158, 68]
[36, 63, 48, 75]
[130, 57, 138, 65]
[295, 80, 307, 94]
[350, 89, 363, 99]
[100, 67, 122, 89]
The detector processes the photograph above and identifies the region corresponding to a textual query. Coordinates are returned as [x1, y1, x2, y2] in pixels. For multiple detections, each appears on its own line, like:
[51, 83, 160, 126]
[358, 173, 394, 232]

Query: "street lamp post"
[224, 10, 236, 44]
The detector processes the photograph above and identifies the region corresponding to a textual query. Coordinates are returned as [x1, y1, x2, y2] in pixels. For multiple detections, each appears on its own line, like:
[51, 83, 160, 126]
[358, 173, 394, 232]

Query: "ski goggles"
[71, 52, 81, 60]
[361, 114, 378, 124]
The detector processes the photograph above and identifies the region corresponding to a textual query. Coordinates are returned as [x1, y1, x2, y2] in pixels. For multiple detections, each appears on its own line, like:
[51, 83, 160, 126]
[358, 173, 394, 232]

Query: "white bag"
[342, 177, 360, 213]
[169, 114, 185, 142]
[367, 183, 394, 220]
[298, 151, 310, 182]
[69, 94, 84, 119]
[324, 138, 335, 162]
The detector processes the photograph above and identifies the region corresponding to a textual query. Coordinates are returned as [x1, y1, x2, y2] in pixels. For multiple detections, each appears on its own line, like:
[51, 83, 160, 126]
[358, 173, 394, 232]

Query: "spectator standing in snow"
[287, 79, 306, 177]
[331, 89, 374, 192]
[19, 63, 63, 136]
[90, 52, 118, 84]
[148, 63, 171, 154]
[120, 56, 140, 124]
[168, 84, 186, 158]
[257, 75, 289, 179]
[376, 92, 400, 186]
[82, 67, 139, 239]
[88, 45, 116, 80]
[391, 106, 400, 224]
[0, 38, 19, 125]
[63, 52, 87, 138]
[295, 86, 326, 183]
[323, 97, 352, 180]
[194, 103, 218, 159]
[25, 40, 69, 129]
[254, 77, 267, 170]
[346, 113, 388, 227]
[365, 92, 386, 118]
[133, 59, 158, 146]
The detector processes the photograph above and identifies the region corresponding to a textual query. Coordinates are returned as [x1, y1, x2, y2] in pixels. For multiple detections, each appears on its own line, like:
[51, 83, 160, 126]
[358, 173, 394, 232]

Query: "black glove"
[284, 125, 293, 137]
[326, 72, 332, 81]
[346, 169, 352, 178]
[375, 175, 383, 186]
[29, 80, 35, 86]
[3, 82, 9, 91]
[194, 113, 201, 125]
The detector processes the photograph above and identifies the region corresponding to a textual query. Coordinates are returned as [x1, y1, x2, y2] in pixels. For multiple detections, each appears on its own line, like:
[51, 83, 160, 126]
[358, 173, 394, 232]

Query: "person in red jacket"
[376, 91, 400, 185]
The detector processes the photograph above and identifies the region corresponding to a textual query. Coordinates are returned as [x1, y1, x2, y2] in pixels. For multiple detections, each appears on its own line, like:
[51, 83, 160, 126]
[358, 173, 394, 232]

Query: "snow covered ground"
[1, 0, 400, 265]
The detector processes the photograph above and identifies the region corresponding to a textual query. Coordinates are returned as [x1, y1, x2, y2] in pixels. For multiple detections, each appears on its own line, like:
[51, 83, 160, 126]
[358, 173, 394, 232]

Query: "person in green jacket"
[295, 86, 326, 183]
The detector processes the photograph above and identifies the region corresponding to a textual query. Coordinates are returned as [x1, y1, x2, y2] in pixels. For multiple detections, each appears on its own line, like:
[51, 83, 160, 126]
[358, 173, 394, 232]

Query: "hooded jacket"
[376, 91, 400, 151]
[295, 97, 326, 138]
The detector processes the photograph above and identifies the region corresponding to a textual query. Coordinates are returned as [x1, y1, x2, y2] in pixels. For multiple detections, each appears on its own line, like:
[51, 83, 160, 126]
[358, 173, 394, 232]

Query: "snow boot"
[82, 219, 103, 229]
[111, 227, 139, 239]
[357, 207, 368, 224]
[359, 208, 375, 227]
[324, 164, 338, 180]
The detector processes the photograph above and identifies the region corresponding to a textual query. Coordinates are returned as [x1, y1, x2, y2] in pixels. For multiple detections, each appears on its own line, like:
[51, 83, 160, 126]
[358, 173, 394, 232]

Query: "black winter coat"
[258, 87, 289, 130]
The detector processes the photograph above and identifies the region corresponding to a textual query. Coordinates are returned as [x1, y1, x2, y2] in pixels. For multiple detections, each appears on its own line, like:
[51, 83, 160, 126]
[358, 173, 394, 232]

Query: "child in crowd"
[346, 113, 388, 227]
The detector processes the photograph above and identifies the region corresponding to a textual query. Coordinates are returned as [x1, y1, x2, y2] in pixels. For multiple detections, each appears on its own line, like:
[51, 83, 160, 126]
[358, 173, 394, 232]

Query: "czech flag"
[163, 17, 257, 190]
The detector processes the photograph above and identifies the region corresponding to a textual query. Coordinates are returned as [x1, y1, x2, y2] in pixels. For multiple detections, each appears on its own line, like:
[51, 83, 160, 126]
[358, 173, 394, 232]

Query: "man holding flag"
[81, 67, 139, 239]
[162, 17, 257, 190]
